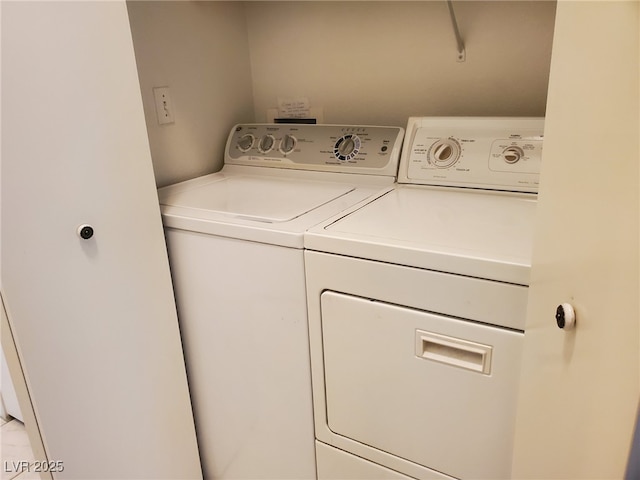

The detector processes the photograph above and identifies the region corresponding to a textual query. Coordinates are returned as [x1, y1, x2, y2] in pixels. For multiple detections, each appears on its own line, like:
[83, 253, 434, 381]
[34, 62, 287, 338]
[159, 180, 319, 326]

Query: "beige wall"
[127, 1, 254, 187]
[245, 1, 556, 127]
[128, 1, 555, 186]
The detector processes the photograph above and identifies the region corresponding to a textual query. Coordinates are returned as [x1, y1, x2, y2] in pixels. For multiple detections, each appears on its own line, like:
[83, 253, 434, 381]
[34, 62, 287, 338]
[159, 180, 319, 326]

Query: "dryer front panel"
[320, 291, 523, 480]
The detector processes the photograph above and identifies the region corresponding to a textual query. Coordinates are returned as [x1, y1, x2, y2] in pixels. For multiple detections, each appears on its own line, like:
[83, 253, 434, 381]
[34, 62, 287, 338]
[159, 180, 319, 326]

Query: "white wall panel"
[512, 2, 639, 477]
[1, 2, 202, 477]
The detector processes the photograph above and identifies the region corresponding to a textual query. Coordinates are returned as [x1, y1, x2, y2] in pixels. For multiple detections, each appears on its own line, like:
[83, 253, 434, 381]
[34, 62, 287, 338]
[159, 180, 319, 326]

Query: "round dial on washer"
[334, 134, 361, 161]
[502, 146, 525, 164]
[428, 138, 461, 168]
[279, 134, 297, 154]
[258, 134, 275, 154]
[237, 133, 255, 152]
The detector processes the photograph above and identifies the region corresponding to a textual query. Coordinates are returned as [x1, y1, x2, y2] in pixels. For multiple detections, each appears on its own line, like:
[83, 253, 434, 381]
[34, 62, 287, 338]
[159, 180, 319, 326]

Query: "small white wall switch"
[153, 87, 174, 125]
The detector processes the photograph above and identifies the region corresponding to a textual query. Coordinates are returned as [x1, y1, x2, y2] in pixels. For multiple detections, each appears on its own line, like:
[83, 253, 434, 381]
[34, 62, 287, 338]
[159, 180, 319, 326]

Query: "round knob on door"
[555, 303, 576, 330]
[77, 224, 94, 240]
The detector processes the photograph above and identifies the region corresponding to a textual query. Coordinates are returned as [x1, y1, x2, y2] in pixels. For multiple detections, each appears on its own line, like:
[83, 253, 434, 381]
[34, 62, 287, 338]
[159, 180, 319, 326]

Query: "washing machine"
[157, 123, 404, 479]
[304, 117, 544, 480]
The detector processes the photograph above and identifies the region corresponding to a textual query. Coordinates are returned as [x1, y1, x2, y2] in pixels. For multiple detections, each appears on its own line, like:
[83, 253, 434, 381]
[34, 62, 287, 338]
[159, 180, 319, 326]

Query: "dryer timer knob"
[503, 146, 524, 164]
[428, 139, 460, 168]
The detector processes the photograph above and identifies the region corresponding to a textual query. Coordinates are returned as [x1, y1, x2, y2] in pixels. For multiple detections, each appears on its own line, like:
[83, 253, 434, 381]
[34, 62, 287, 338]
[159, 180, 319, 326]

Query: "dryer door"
[321, 291, 523, 480]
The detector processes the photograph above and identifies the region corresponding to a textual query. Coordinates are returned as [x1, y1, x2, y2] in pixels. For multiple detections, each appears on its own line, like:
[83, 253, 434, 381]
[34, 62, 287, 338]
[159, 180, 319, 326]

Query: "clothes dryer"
[304, 117, 544, 480]
[158, 123, 404, 479]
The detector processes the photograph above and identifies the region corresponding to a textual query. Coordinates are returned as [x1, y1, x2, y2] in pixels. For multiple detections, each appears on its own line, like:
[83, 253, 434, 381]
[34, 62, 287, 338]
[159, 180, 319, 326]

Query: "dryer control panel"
[399, 117, 544, 193]
[226, 124, 404, 177]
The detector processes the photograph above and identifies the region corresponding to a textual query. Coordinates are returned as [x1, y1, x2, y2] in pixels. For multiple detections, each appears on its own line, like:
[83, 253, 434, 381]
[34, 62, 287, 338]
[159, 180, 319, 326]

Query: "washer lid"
[307, 185, 537, 285]
[161, 175, 355, 223]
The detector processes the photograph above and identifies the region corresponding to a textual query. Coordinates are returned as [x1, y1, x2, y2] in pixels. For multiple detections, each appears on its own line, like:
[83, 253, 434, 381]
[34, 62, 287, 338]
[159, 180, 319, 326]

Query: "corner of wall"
[126, 1, 255, 187]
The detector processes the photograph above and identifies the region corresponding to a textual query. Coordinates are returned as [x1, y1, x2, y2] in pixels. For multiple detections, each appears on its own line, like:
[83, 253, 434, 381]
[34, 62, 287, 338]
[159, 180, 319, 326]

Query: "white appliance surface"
[315, 441, 419, 480]
[398, 116, 544, 191]
[304, 117, 544, 480]
[308, 185, 537, 285]
[162, 175, 353, 223]
[166, 230, 314, 479]
[159, 124, 404, 248]
[322, 291, 522, 479]
[160, 123, 404, 480]
[306, 116, 544, 285]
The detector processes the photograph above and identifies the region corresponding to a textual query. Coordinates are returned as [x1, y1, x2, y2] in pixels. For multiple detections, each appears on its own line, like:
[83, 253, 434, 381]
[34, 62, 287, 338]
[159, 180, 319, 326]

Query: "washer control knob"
[555, 303, 576, 330]
[237, 133, 254, 152]
[77, 224, 94, 240]
[503, 146, 525, 164]
[334, 134, 361, 161]
[279, 134, 297, 154]
[258, 134, 275, 154]
[338, 137, 355, 155]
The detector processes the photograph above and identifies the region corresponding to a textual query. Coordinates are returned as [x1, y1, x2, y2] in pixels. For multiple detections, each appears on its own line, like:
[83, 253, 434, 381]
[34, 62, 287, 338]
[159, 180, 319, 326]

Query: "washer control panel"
[226, 124, 404, 176]
[400, 117, 544, 193]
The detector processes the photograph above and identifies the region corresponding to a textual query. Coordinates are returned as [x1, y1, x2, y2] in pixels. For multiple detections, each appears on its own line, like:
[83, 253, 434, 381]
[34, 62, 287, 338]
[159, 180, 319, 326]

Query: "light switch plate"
[153, 87, 174, 125]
